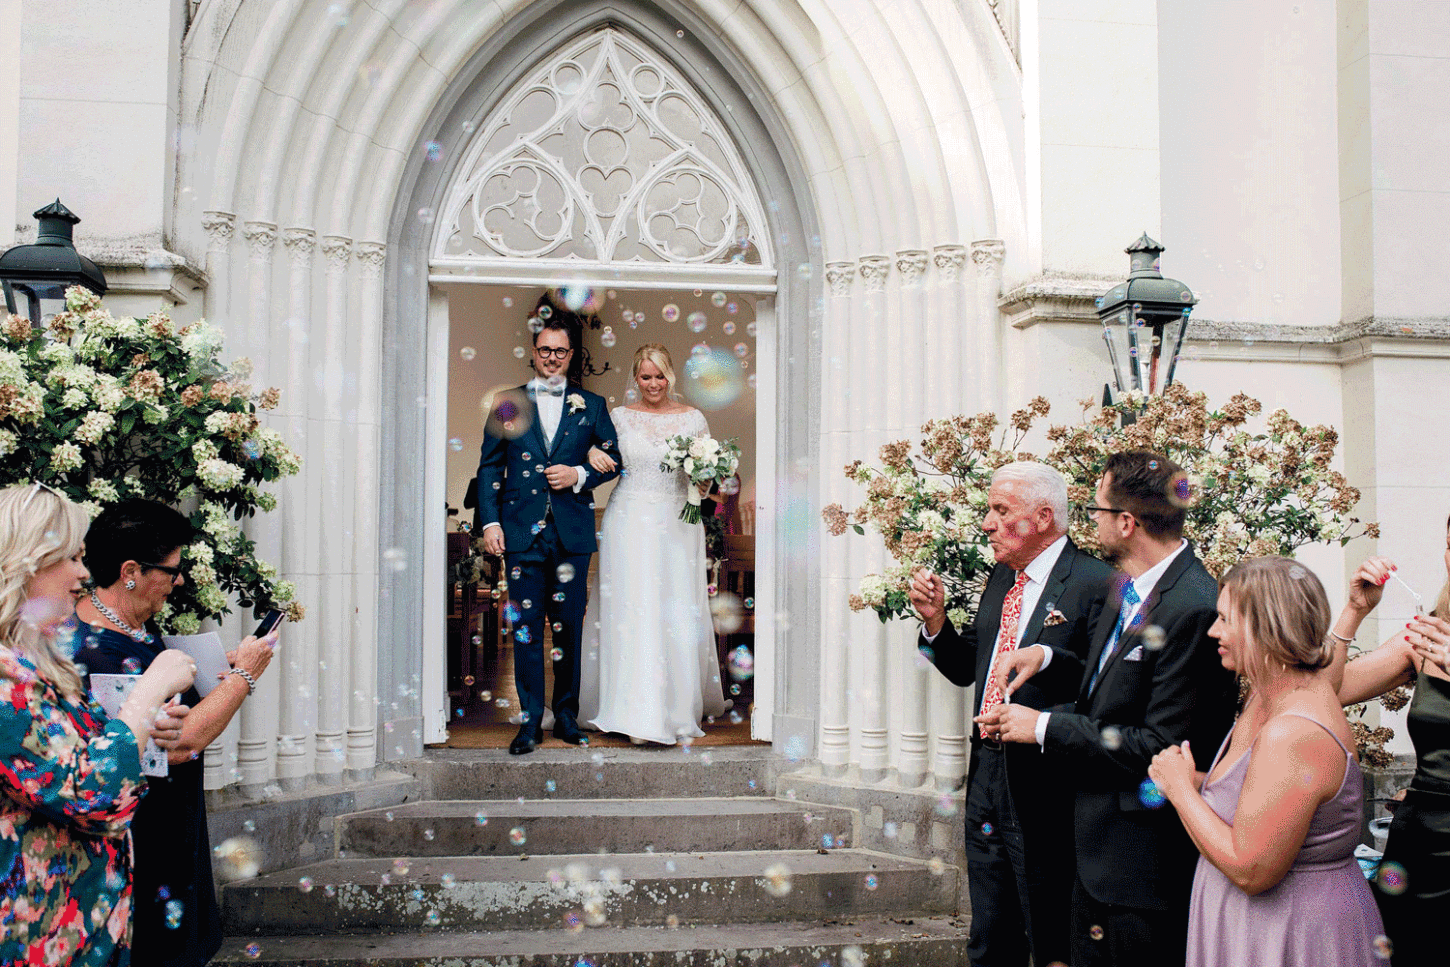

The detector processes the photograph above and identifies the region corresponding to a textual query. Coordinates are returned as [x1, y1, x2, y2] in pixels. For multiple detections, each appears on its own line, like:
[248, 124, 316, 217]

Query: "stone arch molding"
[435, 26, 774, 286]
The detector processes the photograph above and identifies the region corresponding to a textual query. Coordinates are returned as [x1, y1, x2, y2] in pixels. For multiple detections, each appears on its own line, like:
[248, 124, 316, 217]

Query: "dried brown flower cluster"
[2, 314, 32, 343]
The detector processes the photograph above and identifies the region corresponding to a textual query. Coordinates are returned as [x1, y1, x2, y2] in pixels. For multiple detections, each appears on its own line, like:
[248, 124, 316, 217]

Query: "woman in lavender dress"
[1149, 556, 1388, 966]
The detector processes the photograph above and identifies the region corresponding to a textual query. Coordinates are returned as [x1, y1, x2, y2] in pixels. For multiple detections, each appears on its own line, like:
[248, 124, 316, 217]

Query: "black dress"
[72, 623, 224, 967]
[1376, 668, 1450, 967]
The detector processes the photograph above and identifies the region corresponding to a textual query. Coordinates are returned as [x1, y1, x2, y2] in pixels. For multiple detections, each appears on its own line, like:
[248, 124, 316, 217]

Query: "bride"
[578, 344, 730, 744]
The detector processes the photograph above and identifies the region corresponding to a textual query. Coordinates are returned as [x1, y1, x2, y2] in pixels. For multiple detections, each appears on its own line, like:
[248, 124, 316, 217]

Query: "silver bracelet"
[1328, 629, 1355, 645]
[228, 667, 257, 695]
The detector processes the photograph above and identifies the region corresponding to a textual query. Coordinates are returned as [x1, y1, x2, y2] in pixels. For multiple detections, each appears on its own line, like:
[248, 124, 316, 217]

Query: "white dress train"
[578, 406, 730, 744]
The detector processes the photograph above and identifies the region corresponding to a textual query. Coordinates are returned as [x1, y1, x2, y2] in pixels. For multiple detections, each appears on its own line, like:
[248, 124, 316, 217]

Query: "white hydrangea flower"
[186, 542, 214, 565]
[189, 562, 217, 586]
[0, 429, 16, 457]
[50, 441, 83, 472]
[38, 342, 75, 366]
[273, 580, 296, 602]
[60, 387, 89, 410]
[88, 479, 120, 503]
[204, 411, 231, 435]
[78, 500, 103, 520]
[0, 349, 26, 385]
[180, 322, 224, 359]
[192, 439, 220, 462]
[197, 585, 228, 614]
[197, 457, 244, 491]
[93, 381, 125, 412]
[74, 411, 115, 446]
[143, 404, 168, 425]
[858, 574, 888, 607]
[170, 612, 201, 636]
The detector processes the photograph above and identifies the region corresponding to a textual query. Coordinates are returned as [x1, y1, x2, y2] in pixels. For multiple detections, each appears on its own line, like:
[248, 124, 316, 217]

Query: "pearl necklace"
[89, 590, 152, 643]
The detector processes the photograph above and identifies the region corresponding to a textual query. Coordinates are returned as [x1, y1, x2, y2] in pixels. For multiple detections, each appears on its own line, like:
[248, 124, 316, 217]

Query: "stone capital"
[243, 220, 278, 261]
[282, 228, 316, 267]
[971, 239, 1006, 277]
[933, 244, 967, 282]
[896, 250, 929, 287]
[825, 261, 856, 298]
[321, 235, 353, 270]
[858, 255, 892, 293]
[201, 211, 236, 249]
[356, 241, 387, 276]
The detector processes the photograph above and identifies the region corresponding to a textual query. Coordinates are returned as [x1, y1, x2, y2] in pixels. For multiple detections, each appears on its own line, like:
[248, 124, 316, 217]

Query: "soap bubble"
[245, 944, 262, 959]
[1373, 936, 1393, 960]
[761, 862, 792, 897]
[551, 648, 563, 662]
[481, 386, 534, 440]
[509, 826, 527, 846]
[600, 329, 616, 348]
[1138, 778, 1166, 809]
[164, 899, 184, 929]
[927, 857, 946, 875]
[416, 207, 435, 225]
[214, 837, 263, 882]
[1090, 925, 1104, 941]
[448, 437, 463, 452]
[527, 316, 544, 334]
[682, 348, 744, 410]
[723, 321, 736, 335]
[460, 346, 476, 361]
[864, 873, 879, 890]
[733, 343, 749, 358]
[382, 547, 408, 572]
[298, 877, 314, 892]
[1142, 625, 1167, 651]
[512, 346, 527, 358]
[687, 311, 709, 333]
[474, 810, 489, 826]
[711, 291, 727, 308]
[712, 592, 744, 634]
[663, 304, 680, 323]
[1376, 861, 1408, 895]
[1100, 727, 1122, 751]
[727, 644, 754, 680]
[746, 322, 758, 338]
[122, 657, 143, 674]
[718, 475, 741, 496]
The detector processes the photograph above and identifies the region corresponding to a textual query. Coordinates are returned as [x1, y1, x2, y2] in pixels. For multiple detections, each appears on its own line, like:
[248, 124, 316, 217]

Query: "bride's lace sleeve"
[691, 408, 710, 439]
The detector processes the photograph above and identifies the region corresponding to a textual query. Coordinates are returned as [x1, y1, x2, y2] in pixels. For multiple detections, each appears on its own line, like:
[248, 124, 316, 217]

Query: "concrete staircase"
[214, 748, 968, 965]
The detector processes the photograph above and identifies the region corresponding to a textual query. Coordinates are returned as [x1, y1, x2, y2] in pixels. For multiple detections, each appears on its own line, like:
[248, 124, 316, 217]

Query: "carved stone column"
[819, 259, 857, 774]
[314, 235, 352, 780]
[348, 241, 386, 776]
[275, 227, 316, 786]
[929, 243, 969, 790]
[858, 256, 891, 294]
[893, 251, 930, 787]
[236, 219, 279, 789]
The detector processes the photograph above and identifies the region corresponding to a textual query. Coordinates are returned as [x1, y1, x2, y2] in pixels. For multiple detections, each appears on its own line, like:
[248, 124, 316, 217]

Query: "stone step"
[405, 747, 781, 802]
[213, 916, 971, 966]
[222, 849, 958, 935]
[336, 798, 857, 858]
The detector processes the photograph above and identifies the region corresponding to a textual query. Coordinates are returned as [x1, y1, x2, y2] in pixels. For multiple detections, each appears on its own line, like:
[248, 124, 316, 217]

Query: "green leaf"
[852, 524, 864, 536]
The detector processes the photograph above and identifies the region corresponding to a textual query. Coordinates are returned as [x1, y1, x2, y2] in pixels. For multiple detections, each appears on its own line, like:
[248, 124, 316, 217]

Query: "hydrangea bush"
[824, 382, 1398, 759]
[0, 286, 303, 633]
[825, 383, 1376, 624]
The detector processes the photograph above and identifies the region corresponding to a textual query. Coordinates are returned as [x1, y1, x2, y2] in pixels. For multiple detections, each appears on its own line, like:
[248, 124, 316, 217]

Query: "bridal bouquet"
[660, 433, 741, 524]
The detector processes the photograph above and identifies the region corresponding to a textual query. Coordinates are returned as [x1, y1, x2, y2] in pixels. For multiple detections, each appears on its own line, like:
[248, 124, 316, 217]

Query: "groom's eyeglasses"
[534, 347, 571, 360]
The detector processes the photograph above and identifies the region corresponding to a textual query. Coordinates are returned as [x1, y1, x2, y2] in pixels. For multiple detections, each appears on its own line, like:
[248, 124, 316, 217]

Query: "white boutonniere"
[567, 393, 586, 414]
[1043, 609, 1067, 627]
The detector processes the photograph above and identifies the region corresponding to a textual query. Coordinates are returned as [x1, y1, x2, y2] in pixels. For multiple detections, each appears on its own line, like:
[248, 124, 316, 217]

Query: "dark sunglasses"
[141, 562, 185, 580]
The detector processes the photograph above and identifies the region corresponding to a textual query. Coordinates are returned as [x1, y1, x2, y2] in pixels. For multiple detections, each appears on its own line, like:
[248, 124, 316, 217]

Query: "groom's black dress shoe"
[553, 716, 584, 745]
[509, 726, 542, 755]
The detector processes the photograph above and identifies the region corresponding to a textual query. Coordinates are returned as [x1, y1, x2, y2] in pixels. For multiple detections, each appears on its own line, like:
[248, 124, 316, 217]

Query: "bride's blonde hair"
[632, 344, 678, 398]
[0, 484, 89, 698]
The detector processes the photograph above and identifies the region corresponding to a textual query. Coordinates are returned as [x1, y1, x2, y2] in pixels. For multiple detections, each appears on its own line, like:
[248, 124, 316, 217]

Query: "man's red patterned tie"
[980, 570, 1030, 711]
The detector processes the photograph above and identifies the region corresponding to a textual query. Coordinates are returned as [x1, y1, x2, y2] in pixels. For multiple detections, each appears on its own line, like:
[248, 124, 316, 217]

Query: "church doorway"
[429, 282, 768, 748]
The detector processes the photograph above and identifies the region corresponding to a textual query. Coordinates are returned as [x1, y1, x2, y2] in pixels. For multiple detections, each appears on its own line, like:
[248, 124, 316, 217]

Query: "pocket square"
[1123, 645, 1145, 662]
[1042, 609, 1067, 627]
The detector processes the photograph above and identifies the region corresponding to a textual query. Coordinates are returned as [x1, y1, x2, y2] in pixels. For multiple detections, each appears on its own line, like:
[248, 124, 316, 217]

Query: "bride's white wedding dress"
[579, 406, 730, 744]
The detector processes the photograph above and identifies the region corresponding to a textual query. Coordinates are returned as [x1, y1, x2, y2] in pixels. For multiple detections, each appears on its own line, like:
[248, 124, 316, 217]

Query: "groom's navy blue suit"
[476, 383, 619, 734]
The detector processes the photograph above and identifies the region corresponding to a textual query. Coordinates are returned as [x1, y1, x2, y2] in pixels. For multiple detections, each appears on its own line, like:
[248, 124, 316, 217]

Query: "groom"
[476, 310, 619, 755]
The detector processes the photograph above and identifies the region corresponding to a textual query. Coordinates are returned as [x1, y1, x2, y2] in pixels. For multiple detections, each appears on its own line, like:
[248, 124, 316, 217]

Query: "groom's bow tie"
[528, 379, 565, 398]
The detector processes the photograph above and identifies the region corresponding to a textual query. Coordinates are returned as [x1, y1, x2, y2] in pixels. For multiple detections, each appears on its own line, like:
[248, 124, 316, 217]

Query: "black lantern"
[0, 200, 107, 325]
[1097, 233, 1196, 402]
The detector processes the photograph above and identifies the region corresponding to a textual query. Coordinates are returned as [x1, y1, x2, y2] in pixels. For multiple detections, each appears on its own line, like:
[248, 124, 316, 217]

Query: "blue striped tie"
[1089, 583, 1141, 692]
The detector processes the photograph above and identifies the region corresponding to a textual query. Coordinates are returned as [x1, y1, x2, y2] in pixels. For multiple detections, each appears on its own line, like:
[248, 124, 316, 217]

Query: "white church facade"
[3, 0, 1448, 800]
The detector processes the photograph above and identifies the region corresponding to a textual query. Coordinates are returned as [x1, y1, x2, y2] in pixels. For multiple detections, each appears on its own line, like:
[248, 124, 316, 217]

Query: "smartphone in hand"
[253, 608, 285, 639]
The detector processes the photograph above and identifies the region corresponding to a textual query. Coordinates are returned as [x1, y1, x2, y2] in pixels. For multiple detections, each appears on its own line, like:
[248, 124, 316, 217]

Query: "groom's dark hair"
[530, 291, 600, 385]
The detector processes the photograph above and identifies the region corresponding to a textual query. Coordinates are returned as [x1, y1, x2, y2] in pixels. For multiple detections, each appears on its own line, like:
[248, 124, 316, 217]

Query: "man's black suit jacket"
[921, 538, 1112, 812]
[1039, 545, 1237, 913]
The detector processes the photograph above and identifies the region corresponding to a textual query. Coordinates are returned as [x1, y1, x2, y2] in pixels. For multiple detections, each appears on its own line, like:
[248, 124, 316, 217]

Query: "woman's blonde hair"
[0, 484, 89, 698]
[632, 343, 677, 398]
[1435, 513, 1450, 621]
[1219, 556, 1334, 683]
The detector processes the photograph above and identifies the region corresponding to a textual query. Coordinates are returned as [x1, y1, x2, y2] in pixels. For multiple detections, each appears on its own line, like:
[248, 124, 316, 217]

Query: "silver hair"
[990, 461, 1069, 533]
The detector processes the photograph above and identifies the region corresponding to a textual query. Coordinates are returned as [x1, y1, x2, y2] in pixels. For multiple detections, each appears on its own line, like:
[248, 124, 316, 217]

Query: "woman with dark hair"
[0, 484, 193, 966]
[1330, 518, 1450, 967]
[69, 499, 277, 967]
[1149, 556, 1386, 967]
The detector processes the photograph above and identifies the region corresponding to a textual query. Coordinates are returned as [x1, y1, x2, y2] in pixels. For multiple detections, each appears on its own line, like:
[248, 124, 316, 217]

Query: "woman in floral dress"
[0, 483, 194, 966]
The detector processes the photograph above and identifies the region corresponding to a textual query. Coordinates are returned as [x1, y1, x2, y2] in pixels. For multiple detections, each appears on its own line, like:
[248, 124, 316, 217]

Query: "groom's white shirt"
[481, 381, 589, 536]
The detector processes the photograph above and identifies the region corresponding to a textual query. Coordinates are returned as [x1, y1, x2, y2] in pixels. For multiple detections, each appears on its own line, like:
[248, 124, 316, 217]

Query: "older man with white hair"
[911, 460, 1111, 967]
